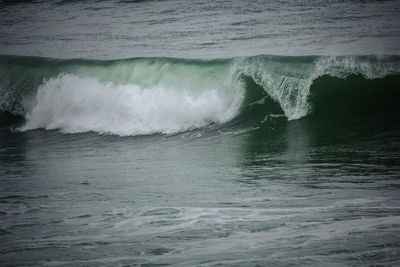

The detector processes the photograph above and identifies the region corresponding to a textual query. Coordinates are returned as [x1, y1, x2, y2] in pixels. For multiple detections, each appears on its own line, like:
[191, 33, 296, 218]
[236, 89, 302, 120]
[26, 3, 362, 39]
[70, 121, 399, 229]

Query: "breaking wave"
[0, 54, 399, 135]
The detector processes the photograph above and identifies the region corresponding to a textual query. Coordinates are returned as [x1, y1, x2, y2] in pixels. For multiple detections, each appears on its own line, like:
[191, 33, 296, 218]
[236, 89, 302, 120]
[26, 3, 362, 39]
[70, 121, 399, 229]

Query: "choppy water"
[1, 0, 400, 266]
[1, 0, 400, 59]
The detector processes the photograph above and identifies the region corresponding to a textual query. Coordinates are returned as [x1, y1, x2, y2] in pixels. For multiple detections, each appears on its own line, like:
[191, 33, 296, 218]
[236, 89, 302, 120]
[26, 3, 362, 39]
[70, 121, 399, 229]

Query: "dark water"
[1, 1, 400, 266]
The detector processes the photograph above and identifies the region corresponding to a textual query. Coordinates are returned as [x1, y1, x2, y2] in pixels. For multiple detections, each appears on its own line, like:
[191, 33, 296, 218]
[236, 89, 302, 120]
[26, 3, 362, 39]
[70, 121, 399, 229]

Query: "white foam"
[233, 57, 315, 120]
[316, 55, 400, 79]
[20, 74, 243, 136]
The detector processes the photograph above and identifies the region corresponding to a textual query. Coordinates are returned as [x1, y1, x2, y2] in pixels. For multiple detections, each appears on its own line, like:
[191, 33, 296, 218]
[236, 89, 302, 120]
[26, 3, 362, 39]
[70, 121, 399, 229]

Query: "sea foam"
[20, 74, 243, 136]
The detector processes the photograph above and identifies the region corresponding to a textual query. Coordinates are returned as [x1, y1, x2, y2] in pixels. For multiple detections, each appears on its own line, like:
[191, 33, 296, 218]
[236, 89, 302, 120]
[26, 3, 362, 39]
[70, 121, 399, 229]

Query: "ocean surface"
[1, 0, 400, 266]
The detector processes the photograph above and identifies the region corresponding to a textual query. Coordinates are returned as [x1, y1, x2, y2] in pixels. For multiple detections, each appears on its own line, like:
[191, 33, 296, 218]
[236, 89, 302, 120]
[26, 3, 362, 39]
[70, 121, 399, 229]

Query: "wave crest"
[234, 55, 400, 120]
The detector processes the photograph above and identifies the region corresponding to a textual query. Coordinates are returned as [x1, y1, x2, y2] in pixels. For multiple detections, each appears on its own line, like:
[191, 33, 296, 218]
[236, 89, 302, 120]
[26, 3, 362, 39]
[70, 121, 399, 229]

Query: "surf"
[0, 54, 399, 136]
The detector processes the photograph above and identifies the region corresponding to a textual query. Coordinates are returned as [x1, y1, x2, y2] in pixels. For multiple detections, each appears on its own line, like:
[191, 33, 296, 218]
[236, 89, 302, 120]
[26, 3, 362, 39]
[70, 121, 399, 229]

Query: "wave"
[0, 54, 399, 135]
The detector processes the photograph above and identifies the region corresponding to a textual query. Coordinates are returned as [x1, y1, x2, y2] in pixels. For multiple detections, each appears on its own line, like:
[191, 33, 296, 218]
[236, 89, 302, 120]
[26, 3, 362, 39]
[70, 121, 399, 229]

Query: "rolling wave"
[0, 54, 399, 135]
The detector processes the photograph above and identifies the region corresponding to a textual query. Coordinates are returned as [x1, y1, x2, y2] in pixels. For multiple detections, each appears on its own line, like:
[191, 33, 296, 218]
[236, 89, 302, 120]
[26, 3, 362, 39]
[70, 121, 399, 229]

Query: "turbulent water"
[1, 0, 400, 266]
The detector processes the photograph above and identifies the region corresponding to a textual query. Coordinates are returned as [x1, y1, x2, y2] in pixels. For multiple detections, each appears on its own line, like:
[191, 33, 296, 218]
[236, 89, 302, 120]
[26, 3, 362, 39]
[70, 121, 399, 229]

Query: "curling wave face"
[0, 55, 399, 135]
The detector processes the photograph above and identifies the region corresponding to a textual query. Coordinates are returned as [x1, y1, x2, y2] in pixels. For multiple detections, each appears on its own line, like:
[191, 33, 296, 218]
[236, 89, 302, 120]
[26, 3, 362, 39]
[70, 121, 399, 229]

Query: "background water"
[1, 0, 400, 266]
[1, 0, 400, 59]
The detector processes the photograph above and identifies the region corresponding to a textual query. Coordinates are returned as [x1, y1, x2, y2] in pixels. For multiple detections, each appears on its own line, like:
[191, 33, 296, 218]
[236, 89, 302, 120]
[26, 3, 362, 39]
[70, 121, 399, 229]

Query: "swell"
[0, 54, 399, 135]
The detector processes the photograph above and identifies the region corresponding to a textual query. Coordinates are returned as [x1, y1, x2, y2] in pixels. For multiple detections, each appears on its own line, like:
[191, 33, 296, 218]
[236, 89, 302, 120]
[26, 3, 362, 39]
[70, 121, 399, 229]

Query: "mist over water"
[1, 0, 400, 266]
